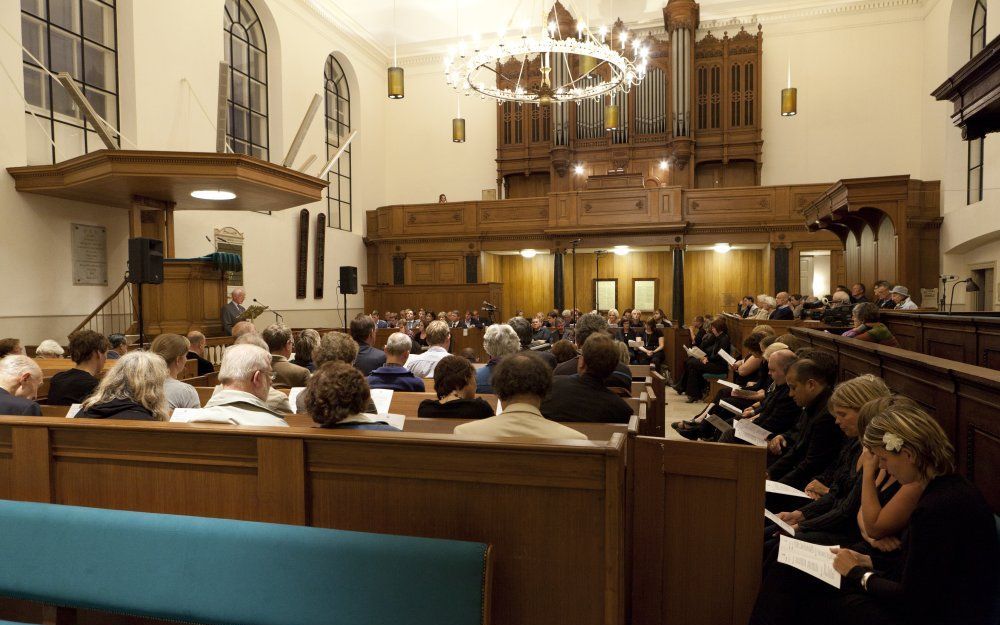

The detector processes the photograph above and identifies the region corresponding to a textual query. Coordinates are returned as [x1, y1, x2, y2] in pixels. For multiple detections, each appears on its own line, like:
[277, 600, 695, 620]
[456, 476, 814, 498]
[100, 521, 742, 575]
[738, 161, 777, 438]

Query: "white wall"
[0, 0, 384, 343]
[383, 61, 498, 204]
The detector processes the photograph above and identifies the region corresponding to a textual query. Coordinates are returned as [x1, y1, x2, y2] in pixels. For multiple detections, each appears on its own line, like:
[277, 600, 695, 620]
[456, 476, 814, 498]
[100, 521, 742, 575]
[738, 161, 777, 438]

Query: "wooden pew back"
[792, 327, 1000, 514]
[0, 417, 624, 625]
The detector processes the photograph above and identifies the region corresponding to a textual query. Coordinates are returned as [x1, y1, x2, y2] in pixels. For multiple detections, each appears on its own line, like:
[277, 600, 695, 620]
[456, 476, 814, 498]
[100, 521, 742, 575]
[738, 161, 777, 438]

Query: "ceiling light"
[191, 190, 236, 201]
[613, 245, 630, 256]
[713, 243, 731, 254]
[574, 164, 584, 175]
[520, 249, 537, 258]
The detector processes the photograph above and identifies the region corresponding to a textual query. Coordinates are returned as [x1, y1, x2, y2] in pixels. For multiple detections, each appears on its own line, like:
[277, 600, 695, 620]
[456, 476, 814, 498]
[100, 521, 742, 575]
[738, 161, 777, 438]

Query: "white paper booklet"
[169, 408, 202, 422]
[766, 479, 813, 499]
[66, 403, 82, 418]
[370, 388, 394, 415]
[705, 414, 733, 433]
[764, 509, 796, 536]
[717, 380, 741, 391]
[383, 412, 405, 430]
[735, 419, 771, 447]
[685, 346, 707, 359]
[287, 387, 305, 413]
[777, 535, 840, 588]
[718, 348, 737, 366]
[628, 339, 644, 349]
[718, 400, 744, 416]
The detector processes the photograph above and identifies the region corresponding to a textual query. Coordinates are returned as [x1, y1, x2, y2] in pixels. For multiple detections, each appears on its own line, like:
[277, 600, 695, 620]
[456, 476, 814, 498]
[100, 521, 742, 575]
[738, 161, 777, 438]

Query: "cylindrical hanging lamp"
[604, 100, 620, 131]
[388, 66, 404, 99]
[452, 96, 466, 142]
[387, 0, 404, 99]
[781, 58, 796, 116]
[579, 54, 598, 76]
[781, 88, 797, 116]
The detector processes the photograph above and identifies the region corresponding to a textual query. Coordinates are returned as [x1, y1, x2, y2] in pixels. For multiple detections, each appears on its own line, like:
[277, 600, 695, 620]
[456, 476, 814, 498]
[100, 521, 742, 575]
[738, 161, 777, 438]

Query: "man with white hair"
[221, 287, 247, 335]
[367, 332, 425, 391]
[0, 355, 43, 415]
[34, 339, 64, 359]
[476, 324, 520, 394]
[404, 320, 452, 378]
[172, 344, 287, 427]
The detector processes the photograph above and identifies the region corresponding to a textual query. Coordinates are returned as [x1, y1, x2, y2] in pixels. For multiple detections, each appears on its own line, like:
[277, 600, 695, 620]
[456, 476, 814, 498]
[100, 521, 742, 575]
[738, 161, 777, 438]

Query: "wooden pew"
[879, 310, 1000, 371]
[791, 326, 1000, 513]
[0, 416, 625, 625]
[629, 364, 651, 381]
[40, 405, 69, 417]
[630, 437, 765, 625]
[630, 381, 646, 397]
[194, 387, 215, 407]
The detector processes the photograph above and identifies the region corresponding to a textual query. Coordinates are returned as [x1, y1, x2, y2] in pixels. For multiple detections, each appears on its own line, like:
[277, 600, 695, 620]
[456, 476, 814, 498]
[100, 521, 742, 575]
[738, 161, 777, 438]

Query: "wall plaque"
[633, 279, 657, 311]
[296, 209, 309, 299]
[71, 223, 107, 286]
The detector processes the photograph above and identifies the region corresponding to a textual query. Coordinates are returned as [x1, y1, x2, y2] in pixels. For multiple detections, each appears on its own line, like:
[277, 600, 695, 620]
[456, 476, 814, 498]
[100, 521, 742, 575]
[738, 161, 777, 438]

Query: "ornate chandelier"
[443, 10, 649, 106]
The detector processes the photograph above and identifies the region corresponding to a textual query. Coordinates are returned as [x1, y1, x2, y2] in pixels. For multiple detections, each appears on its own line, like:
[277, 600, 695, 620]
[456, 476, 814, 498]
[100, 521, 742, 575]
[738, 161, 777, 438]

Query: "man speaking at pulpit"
[221, 288, 247, 335]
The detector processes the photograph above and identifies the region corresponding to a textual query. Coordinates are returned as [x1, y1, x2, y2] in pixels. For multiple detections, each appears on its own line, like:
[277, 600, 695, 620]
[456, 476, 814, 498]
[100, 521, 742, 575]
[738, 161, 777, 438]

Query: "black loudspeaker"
[339, 266, 358, 294]
[127, 238, 164, 284]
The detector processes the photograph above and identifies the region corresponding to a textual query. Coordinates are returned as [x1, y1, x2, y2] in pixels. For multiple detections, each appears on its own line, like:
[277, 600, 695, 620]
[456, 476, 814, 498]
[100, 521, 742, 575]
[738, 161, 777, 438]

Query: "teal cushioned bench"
[0, 500, 491, 625]
[702, 372, 727, 380]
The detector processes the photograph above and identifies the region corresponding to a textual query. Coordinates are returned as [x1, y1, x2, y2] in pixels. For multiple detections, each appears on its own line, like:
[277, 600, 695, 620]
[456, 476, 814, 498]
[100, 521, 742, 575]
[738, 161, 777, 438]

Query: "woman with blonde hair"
[751, 396, 999, 625]
[606, 308, 620, 326]
[149, 333, 200, 410]
[79, 351, 169, 421]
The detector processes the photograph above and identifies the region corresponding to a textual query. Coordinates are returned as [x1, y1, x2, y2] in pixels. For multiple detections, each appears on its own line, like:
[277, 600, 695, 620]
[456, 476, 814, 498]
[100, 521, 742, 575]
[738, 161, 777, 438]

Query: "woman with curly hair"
[303, 362, 398, 431]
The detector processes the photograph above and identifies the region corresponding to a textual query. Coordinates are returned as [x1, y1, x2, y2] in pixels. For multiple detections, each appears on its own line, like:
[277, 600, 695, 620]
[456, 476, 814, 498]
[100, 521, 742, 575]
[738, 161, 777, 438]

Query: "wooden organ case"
[495, 0, 763, 196]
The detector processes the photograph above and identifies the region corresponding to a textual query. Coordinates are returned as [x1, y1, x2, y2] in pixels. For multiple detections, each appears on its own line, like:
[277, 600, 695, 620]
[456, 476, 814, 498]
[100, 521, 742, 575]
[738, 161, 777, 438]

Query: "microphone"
[253, 298, 283, 322]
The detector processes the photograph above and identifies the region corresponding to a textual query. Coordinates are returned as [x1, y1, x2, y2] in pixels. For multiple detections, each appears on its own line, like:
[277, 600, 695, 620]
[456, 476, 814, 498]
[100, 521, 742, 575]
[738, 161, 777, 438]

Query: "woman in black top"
[750, 397, 999, 625]
[635, 319, 664, 371]
[418, 355, 494, 420]
[618, 318, 639, 363]
[678, 318, 731, 402]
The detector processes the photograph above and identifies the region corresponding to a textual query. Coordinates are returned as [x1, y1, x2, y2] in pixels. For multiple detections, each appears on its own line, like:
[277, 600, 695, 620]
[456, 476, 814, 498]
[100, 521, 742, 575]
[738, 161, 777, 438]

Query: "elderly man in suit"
[351, 315, 387, 375]
[0, 355, 43, 416]
[221, 288, 247, 335]
[262, 324, 310, 388]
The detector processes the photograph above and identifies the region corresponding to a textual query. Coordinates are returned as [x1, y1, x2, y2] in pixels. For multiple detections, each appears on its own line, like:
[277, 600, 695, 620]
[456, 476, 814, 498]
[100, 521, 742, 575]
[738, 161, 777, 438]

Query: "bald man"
[770, 291, 794, 320]
[221, 288, 247, 335]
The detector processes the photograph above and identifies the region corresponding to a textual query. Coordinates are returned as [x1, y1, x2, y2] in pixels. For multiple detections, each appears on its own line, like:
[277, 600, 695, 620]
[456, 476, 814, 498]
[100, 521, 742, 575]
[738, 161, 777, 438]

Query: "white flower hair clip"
[883, 432, 904, 453]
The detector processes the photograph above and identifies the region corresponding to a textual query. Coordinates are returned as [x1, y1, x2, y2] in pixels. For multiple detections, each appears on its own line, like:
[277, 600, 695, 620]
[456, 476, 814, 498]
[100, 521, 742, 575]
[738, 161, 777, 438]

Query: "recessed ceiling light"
[191, 190, 236, 201]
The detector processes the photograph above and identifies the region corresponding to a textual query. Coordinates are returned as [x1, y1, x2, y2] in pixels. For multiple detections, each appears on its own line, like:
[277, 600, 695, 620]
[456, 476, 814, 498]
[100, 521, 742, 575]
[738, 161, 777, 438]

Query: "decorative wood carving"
[296, 209, 308, 299]
[314, 213, 326, 299]
[932, 34, 1000, 141]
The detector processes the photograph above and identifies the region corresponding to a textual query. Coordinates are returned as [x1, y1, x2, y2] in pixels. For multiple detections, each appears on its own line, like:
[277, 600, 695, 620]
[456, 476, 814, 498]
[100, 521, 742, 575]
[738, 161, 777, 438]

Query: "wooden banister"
[71, 279, 132, 336]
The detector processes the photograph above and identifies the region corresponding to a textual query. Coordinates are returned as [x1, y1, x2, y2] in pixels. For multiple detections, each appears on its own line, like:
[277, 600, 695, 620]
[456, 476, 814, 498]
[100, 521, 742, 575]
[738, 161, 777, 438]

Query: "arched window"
[21, 0, 120, 164]
[224, 0, 268, 159]
[968, 0, 986, 205]
[324, 55, 351, 231]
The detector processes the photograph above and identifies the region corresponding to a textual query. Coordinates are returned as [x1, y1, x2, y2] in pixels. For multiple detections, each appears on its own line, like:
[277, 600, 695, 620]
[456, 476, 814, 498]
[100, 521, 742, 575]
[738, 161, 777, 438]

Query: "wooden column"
[672, 246, 685, 325]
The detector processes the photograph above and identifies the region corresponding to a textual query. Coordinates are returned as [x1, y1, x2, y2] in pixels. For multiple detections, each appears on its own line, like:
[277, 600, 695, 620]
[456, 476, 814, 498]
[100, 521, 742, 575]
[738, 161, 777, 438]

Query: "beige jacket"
[453, 403, 587, 440]
[272, 355, 310, 388]
[171, 389, 288, 427]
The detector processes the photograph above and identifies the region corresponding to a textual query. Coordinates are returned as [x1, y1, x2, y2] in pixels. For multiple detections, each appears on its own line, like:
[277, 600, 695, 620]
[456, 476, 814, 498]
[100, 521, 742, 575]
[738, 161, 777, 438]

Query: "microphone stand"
[253, 298, 283, 323]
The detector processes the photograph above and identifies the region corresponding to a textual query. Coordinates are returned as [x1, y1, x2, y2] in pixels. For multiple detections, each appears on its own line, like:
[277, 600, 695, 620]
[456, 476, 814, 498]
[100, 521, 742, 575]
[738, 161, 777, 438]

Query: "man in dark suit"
[541, 333, 632, 424]
[350, 315, 387, 375]
[0, 355, 43, 416]
[769, 292, 794, 320]
[185, 331, 215, 376]
[221, 288, 247, 335]
[767, 352, 844, 492]
[553, 312, 631, 389]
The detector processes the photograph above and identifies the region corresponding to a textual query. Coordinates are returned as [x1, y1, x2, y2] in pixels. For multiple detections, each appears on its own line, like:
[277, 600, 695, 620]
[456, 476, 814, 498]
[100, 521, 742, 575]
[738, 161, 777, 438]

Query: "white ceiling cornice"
[295, 0, 390, 67]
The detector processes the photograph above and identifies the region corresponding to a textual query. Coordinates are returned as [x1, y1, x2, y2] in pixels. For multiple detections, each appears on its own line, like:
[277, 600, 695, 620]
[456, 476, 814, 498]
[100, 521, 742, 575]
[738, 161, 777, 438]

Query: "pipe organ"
[496, 0, 763, 197]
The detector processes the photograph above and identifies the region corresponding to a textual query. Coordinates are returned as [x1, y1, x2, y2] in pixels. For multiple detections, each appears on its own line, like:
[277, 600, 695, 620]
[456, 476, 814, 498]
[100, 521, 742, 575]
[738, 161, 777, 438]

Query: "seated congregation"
[2, 283, 999, 625]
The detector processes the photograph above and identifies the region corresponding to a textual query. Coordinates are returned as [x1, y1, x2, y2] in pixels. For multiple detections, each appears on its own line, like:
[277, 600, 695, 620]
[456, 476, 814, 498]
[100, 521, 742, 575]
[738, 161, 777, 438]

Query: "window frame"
[224, 0, 269, 160]
[323, 54, 352, 232]
[21, 0, 121, 164]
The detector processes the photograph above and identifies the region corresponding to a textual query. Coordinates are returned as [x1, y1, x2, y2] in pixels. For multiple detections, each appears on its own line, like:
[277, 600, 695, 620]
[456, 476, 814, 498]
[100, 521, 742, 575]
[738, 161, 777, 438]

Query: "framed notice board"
[594, 279, 618, 312]
[633, 278, 658, 311]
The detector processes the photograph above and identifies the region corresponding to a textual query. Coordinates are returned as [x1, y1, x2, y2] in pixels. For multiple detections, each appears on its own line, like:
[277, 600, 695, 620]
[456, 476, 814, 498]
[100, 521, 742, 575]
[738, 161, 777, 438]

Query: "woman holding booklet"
[672, 318, 731, 403]
[749, 395, 999, 625]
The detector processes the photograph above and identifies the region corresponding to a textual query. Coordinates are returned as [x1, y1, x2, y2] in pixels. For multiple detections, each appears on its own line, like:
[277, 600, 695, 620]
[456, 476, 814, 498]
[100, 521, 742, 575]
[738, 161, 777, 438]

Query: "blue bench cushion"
[703, 372, 727, 380]
[0, 500, 489, 625]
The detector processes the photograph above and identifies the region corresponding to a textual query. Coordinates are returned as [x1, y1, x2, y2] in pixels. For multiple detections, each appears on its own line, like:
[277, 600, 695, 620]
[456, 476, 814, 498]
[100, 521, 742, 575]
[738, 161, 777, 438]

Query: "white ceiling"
[318, 0, 881, 53]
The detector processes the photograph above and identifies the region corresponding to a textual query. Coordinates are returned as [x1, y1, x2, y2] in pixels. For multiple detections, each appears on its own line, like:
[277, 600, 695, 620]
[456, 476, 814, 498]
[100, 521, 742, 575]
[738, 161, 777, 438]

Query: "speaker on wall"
[339, 266, 358, 294]
[127, 238, 164, 285]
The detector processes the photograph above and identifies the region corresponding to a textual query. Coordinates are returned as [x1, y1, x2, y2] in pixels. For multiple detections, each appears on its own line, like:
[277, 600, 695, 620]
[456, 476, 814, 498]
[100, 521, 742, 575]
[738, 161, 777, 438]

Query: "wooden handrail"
[71, 279, 131, 335]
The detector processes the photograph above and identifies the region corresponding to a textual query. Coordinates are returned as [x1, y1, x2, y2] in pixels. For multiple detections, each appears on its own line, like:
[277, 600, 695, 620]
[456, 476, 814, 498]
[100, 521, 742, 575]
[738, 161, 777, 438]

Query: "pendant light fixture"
[453, 95, 466, 142]
[781, 57, 797, 116]
[604, 95, 620, 131]
[387, 0, 404, 98]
